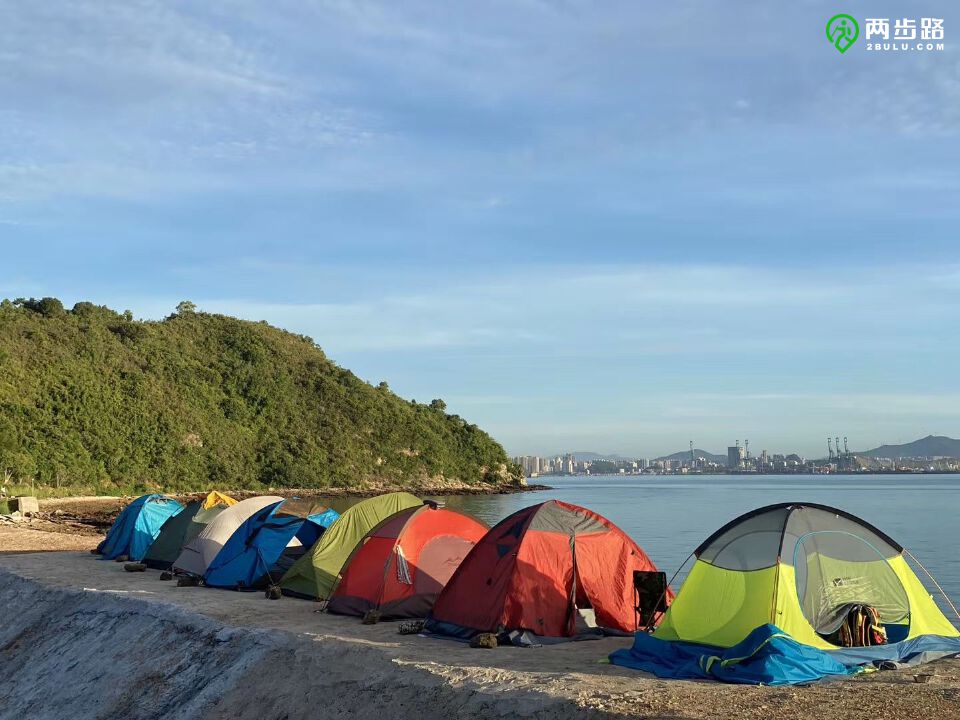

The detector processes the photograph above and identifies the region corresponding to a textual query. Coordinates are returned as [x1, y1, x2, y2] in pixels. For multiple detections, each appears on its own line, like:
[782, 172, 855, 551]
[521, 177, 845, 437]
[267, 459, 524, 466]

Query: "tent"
[143, 491, 237, 570]
[611, 502, 960, 683]
[424, 500, 667, 643]
[201, 491, 237, 510]
[143, 501, 202, 570]
[204, 499, 340, 589]
[96, 494, 183, 561]
[281, 492, 423, 599]
[328, 504, 488, 619]
[173, 495, 283, 577]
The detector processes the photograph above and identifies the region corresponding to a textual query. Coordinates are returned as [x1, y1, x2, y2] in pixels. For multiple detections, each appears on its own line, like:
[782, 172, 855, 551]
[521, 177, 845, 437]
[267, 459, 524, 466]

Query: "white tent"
[173, 495, 283, 577]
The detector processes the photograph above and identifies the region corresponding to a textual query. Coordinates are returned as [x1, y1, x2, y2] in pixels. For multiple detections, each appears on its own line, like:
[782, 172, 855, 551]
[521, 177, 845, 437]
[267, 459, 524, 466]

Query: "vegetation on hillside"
[0, 298, 521, 495]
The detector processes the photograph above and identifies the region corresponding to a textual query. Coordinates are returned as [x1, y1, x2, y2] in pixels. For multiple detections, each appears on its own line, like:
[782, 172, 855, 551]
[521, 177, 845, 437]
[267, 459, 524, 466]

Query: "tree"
[13, 297, 65, 316]
[429, 398, 447, 412]
[176, 300, 197, 315]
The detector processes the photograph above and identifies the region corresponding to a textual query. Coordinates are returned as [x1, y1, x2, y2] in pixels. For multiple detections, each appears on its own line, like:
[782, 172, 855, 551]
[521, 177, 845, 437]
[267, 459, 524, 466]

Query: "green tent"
[143, 500, 202, 569]
[280, 492, 422, 599]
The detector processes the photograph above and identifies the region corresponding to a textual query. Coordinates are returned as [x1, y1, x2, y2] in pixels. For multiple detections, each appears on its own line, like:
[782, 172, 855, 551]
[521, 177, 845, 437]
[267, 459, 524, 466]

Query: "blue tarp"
[97, 494, 183, 561]
[204, 502, 340, 589]
[610, 625, 860, 685]
[829, 634, 960, 668]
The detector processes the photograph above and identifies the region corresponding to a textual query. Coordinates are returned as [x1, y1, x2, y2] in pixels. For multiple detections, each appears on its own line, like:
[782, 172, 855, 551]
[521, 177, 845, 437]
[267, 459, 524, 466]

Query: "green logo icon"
[826, 14, 859, 53]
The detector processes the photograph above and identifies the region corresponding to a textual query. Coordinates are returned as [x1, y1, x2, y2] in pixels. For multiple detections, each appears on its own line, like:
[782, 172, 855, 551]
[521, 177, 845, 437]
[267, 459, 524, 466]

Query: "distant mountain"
[859, 435, 960, 459]
[657, 448, 727, 465]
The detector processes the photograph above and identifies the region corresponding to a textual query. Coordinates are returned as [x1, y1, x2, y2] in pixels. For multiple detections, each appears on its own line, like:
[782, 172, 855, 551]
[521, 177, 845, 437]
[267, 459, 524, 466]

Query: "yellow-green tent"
[656, 502, 959, 649]
[280, 492, 423, 599]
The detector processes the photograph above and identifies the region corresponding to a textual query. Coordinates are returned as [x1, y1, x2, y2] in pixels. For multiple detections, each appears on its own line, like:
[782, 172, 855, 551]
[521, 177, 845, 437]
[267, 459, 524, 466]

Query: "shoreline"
[2, 553, 958, 720]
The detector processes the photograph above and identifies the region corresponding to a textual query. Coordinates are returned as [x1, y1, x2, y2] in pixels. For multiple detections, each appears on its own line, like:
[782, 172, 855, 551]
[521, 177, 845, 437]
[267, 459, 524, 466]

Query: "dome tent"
[280, 492, 423, 600]
[142, 500, 202, 570]
[96, 494, 183, 561]
[424, 500, 667, 644]
[143, 491, 237, 570]
[328, 503, 488, 620]
[611, 503, 960, 684]
[173, 495, 282, 577]
[204, 499, 340, 590]
[652, 502, 959, 649]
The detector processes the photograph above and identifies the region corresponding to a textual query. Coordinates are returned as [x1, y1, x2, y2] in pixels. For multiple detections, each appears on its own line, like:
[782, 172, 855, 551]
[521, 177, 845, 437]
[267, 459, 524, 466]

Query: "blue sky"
[2, 1, 959, 457]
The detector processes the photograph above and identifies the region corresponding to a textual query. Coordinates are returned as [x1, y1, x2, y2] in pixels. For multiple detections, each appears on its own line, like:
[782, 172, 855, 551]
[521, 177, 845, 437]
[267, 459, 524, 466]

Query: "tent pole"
[904, 548, 960, 622]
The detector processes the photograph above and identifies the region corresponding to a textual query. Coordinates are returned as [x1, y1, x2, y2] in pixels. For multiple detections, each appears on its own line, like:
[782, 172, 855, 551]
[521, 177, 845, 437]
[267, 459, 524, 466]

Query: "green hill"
[0, 298, 521, 495]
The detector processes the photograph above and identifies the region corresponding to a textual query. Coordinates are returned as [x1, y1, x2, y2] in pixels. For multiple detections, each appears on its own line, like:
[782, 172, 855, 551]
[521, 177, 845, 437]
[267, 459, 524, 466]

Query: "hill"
[859, 435, 960, 459]
[0, 298, 521, 495]
[657, 448, 726, 464]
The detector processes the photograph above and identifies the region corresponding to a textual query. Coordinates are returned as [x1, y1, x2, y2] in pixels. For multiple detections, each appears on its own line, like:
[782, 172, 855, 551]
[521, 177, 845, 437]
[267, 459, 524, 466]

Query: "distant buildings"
[514, 439, 960, 478]
[727, 445, 746, 469]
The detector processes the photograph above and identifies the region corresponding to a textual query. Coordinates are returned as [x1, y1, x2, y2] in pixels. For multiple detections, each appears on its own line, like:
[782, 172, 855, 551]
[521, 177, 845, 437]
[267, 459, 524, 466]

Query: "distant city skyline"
[2, 2, 959, 458]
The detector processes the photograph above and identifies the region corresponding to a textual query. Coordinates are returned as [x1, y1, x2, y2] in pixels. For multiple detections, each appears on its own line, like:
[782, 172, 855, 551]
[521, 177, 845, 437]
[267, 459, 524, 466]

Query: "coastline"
[2, 553, 958, 720]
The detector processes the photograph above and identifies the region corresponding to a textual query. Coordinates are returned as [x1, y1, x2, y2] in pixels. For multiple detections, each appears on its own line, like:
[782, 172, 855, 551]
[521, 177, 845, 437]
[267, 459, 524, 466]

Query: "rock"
[11, 496, 39, 516]
[264, 585, 283, 600]
[362, 609, 382, 625]
[398, 620, 425, 635]
[159, 571, 173, 581]
[470, 633, 498, 649]
[123, 563, 147, 572]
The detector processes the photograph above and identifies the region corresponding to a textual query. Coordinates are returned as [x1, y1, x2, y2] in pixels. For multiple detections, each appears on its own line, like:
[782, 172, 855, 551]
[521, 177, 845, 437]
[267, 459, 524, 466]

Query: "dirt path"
[0, 526, 102, 553]
[0, 553, 958, 720]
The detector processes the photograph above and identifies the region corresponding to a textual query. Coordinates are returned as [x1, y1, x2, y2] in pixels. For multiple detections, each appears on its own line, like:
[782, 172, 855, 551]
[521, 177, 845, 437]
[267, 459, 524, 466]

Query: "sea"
[435, 474, 960, 615]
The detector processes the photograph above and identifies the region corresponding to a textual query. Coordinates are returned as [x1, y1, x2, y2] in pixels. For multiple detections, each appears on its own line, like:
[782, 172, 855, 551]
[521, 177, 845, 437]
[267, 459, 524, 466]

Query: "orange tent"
[327, 503, 488, 620]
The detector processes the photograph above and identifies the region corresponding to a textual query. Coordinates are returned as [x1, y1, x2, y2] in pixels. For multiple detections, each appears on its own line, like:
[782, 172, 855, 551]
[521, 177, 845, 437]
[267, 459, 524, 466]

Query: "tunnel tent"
[610, 502, 960, 684]
[204, 499, 340, 589]
[173, 495, 283, 577]
[424, 500, 668, 644]
[96, 494, 183, 561]
[280, 492, 423, 600]
[143, 491, 237, 570]
[328, 504, 488, 620]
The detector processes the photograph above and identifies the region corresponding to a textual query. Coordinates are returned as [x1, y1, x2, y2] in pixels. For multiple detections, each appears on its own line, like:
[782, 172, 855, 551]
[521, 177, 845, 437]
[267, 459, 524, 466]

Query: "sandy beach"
[0, 546, 958, 720]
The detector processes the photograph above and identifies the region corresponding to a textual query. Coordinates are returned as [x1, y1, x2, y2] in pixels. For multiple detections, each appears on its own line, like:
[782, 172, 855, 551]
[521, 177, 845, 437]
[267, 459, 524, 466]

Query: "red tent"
[327, 504, 489, 620]
[425, 500, 669, 641]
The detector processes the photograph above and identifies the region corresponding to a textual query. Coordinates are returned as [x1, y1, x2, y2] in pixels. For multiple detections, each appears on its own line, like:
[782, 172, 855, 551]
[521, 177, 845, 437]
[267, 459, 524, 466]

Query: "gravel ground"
[0, 552, 958, 720]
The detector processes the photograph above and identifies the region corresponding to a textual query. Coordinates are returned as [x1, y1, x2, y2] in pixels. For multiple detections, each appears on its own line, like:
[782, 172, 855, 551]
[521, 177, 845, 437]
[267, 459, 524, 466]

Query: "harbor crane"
[827, 437, 834, 460]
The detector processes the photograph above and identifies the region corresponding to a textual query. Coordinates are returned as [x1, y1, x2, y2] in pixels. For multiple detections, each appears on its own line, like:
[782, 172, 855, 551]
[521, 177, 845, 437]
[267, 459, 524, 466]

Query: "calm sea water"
[433, 474, 960, 615]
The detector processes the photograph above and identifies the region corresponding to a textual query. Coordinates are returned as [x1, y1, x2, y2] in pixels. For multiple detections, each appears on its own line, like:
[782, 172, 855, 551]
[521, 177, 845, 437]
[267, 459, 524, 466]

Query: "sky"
[2, 1, 959, 458]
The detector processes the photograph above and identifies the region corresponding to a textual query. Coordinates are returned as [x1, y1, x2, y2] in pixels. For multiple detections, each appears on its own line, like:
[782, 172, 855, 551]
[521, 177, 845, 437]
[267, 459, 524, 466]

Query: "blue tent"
[97, 494, 183, 561]
[204, 499, 340, 589]
[610, 625, 861, 685]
